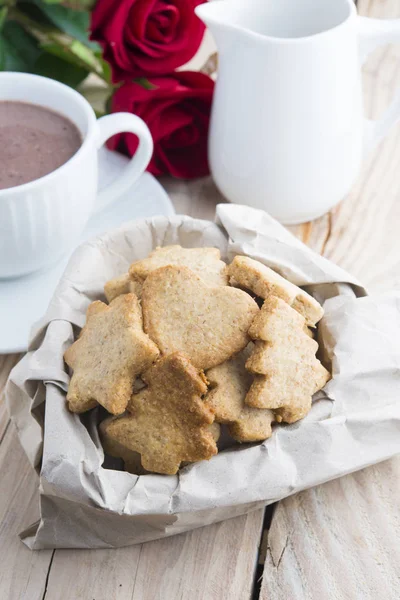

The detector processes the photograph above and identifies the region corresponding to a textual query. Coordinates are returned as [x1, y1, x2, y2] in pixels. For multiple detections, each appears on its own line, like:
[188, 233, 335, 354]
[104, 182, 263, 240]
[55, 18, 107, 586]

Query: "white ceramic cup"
[197, 0, 400, 224]
[0, 72, 153, 278]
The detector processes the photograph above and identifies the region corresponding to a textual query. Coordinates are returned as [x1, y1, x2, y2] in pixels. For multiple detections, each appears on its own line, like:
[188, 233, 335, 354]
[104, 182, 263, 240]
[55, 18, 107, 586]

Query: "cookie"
[245, 376, 314, 423]
[101, 417, 220, 475]
[205, 345, 275, 442]
[228, 256, 324, 326]
[104, 273, 142, 303]
[142, 265, 259, 370]
[86, 301, 108, 320]
[104, 353, 218, 475]
[129, 245, 228, 287]
[64, 294, 159, 415]
[245, 296, 330, 423]
[208, 422, 221, 443]
[100, 417, 147, 475]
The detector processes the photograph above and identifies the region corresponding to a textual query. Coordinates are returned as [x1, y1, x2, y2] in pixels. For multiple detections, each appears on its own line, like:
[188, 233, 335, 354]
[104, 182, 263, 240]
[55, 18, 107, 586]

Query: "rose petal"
[147, 3, 180, 43]
[91, 0, 207, 80]
[128, 0, 157, 40]
[109, 71, 214, 178]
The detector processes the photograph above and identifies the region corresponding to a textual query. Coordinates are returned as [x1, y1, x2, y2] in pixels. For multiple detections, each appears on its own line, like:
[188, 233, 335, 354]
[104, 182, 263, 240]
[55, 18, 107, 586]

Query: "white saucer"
[0, 148, 175, 354]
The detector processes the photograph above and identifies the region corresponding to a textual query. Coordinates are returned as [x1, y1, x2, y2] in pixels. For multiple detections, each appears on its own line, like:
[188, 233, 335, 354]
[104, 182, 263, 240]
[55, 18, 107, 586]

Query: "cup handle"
[358, 16, 400, 153]
[94, 113, 153, 214]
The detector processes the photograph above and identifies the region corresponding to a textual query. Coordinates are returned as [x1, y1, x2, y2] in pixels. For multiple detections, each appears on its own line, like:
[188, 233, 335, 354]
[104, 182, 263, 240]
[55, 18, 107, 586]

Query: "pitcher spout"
[195, 1, 246, 48]
[197, 0, 356, 44]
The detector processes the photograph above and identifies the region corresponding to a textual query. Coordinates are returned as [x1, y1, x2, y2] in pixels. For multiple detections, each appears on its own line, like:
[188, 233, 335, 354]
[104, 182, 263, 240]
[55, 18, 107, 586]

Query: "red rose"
[90, 0, 206, 82]
[108, 71, 214, 179]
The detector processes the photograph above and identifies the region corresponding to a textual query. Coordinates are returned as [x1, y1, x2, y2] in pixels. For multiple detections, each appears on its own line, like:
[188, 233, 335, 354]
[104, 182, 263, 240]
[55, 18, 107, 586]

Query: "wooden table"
[1, 1, 400, 598]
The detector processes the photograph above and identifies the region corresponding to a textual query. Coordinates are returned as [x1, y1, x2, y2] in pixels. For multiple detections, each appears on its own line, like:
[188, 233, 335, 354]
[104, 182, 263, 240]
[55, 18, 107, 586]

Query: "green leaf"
[57, 1, 96, 7]
[100, 57, 111, 83]
[30, 0, 99, 49]
[105, 90, 113, 114]
[0, 21, 41, 71]
[70, 39, 100, 69]
[33, 35, 107, 83]
[34, 52, 87, 87]
[134, 77, 158, 91]
[39, 37, 104, 78]
[40, 40, 85, 68]
[0, 38, 5, 71]
[0, 7, 7, 31]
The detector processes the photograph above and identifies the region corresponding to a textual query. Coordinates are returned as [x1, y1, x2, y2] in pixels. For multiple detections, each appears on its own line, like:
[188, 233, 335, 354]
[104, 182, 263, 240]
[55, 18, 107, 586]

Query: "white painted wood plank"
[285, 0, 400, 292]
[2, 3, 400, 599]
[260, 1, 400, 597]
[44, 545, 141, 600]
[129, 510, 264, 600]
[45, 510, 265, 600]
[0, 427, 53, 600]
[160, 174, 226, 221]
[260, 458, 400, 600]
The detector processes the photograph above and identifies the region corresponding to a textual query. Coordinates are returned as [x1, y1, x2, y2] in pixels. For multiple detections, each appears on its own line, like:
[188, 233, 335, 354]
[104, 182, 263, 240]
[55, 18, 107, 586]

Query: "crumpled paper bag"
[6, 204, 400, 550]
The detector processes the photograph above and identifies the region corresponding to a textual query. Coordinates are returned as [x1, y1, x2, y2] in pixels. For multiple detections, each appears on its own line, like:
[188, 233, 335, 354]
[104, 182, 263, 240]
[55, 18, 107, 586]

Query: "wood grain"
[0, 426, 52, 600]
[45, 510, 265, 600]
[259, 2, 400, 597]
[44, 544, 141, 600]
[159, 174, 226, 221]
[1, 1, 400, 599]
[286, 0, 400, 292]
[260, 458, 400, 600]
[129, 510, 264, 600]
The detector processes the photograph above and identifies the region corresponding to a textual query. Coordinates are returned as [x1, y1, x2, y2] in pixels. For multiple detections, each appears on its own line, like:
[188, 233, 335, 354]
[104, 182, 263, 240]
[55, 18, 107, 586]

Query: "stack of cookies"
[64, 247, 330, 475]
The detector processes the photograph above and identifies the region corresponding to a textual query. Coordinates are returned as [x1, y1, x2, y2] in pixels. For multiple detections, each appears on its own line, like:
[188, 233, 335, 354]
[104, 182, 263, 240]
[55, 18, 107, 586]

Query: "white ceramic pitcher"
[196, 0, 400, 224]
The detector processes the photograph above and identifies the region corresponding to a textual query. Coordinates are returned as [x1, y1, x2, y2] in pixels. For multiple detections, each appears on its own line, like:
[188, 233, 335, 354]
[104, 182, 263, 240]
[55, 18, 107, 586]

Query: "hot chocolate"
[0, 101, 82, 190]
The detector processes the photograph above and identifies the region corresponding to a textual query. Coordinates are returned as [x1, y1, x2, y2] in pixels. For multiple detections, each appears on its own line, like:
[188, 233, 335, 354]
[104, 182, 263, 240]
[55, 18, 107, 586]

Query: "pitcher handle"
[358, 16, 400, 153]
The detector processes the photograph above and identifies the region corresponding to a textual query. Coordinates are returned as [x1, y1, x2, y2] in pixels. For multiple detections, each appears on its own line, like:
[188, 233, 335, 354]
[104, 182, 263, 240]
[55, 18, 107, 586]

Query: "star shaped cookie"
[64, 293, 159, 414]
[104, 273, 142, 303]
